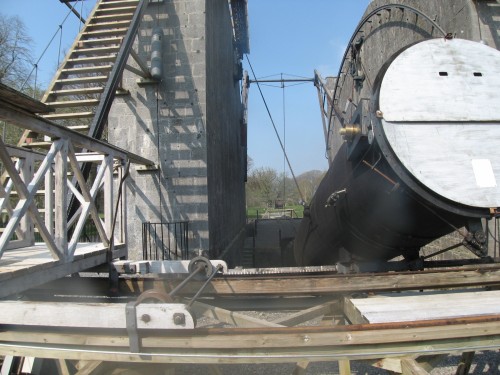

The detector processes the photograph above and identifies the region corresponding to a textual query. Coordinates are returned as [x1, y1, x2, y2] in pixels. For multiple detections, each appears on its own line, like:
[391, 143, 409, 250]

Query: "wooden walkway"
[345, 290, 500, 324]
[0, 242, 125, 298]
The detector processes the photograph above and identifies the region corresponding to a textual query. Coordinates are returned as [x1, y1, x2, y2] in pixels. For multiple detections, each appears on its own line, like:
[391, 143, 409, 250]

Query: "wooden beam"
[343, 297, 369, 325]
[0, 102, 154, 165]
[54, 140, 68, 257]
[75, 361, 108, 375]
[190, 301, 283, 328]
[271, 301, 337, 327]
[0, 139, 63, 260]
[0, 301, 195, 329]
[0, 317, 498, 364]
[456, 351, 475, 375]
[0, 245, 126, 298]
[27, 264, 500, 298]
[132, 265, 500, 296]
[401, 358, 429, 375]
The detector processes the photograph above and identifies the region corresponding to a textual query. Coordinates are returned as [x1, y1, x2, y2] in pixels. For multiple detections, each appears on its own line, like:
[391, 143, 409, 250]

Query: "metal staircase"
[19, 0, 149, 148]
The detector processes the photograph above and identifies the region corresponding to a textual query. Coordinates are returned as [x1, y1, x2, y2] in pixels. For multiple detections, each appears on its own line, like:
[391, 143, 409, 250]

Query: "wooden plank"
[53, 77, 108, 85]
[67, 55, 117, 64]
[190, 301, 283, 328]
[77, 37, 123, 46]
[86, 20, 131, 30]
[42, 112, 95, 120]
[401, 358, 429, 375]
[61, 66, 112, 75]
[49, 87, 104, 96]
[0, 301, 194, 329]
[343, 297, 369, 325]
[0, 244, 126, 298]
[272, 301, 336, 327]
[72, 45, 121, 55]
[0, 83, 51, 114]
[75, 361, 107, 375]
[0, 319, 498, 364]
[153, 265, 500, 297]
[0, 101, 154, 165]
[82, 28, 128, 37]
[338, 360, 351, 375]
[347, 290, 500, 323]
[55, 359, 71, 375]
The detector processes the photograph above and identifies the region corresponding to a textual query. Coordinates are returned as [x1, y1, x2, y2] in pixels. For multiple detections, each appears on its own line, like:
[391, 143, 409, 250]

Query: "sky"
[1, 0, 371, 175]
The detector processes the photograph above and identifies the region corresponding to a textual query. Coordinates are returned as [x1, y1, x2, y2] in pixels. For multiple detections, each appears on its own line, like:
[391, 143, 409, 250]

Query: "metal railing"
[142, 221, 189, 260]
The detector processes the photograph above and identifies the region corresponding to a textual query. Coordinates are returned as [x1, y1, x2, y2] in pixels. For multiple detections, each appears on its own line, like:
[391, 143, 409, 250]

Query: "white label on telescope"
[471, 159, 497, 188]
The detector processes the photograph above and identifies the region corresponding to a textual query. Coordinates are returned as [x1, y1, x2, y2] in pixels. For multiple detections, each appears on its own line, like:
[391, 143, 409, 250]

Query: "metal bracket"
[136, 164, 159, 172]
[125, 301, 141, 353]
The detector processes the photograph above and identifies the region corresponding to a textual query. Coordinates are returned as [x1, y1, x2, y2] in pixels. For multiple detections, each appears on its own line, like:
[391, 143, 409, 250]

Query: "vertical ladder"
[19, 0, 149, 148]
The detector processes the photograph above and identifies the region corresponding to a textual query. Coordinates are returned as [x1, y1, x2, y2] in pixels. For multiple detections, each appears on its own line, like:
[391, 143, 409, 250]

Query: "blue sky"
[1, 0, 371, 175]
[245, 1, 371, 174]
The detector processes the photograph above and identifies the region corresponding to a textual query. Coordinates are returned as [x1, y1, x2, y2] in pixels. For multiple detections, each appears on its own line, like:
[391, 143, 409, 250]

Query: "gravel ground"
[116, 351, 498, 374]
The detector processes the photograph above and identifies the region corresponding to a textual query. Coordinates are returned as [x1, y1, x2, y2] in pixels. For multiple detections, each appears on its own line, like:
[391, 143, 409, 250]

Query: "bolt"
[173, 313, 185, 326]
[141, 314, 151, 323]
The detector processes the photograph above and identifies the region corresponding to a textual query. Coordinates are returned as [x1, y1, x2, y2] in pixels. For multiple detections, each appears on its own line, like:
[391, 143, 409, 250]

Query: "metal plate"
[379, 38, 500, 122]
[379, 38, 500, 208]
[382, 121, 500, 208]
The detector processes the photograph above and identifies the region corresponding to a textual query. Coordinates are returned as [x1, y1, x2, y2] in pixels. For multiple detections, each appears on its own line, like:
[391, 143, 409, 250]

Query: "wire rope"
[245, 55, 305, 204]
[21, 2, 78, 90]
[281, 73, 286, 212]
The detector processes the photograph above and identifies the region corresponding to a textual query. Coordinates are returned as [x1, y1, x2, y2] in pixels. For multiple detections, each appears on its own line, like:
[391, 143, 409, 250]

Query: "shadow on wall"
[122, 1, 209, 258]
[476, 1, 500, 49]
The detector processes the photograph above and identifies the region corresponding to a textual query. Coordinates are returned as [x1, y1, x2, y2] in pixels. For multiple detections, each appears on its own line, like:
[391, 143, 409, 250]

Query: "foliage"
[0, 13, 41, 147]
[246, 165, 326, 208]
[0, 13, 34, 91]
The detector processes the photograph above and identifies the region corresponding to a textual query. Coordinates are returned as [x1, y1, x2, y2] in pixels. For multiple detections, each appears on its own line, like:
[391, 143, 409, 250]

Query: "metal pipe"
[168, 265, 205, 298]
[187, 264, 223, 308]
[150, 27, 163, 81]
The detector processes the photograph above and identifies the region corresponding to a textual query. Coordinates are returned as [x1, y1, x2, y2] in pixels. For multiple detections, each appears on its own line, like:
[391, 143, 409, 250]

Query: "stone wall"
[108, 0, 246, 261]
[206, 0, 246, 261]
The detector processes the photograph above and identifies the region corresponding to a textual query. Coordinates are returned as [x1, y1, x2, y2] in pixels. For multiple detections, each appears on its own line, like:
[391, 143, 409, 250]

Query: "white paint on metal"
[379, 38, 500, 208]
[382, 121, 500, 208]
[379, 38, 500, 122]
[114, 259, 228, 274]
[471, 159, 497, 188]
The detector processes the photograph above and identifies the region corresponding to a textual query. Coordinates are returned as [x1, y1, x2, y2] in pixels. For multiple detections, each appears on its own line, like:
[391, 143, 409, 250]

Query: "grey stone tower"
[108, 0, 249, 262]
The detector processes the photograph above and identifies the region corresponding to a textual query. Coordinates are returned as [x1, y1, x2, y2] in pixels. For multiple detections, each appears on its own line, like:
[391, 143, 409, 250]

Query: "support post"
[55, 140, 68, 259]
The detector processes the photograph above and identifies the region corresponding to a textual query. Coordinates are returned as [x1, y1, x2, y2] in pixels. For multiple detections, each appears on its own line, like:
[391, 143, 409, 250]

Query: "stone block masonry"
[109, 0, 247, 263]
